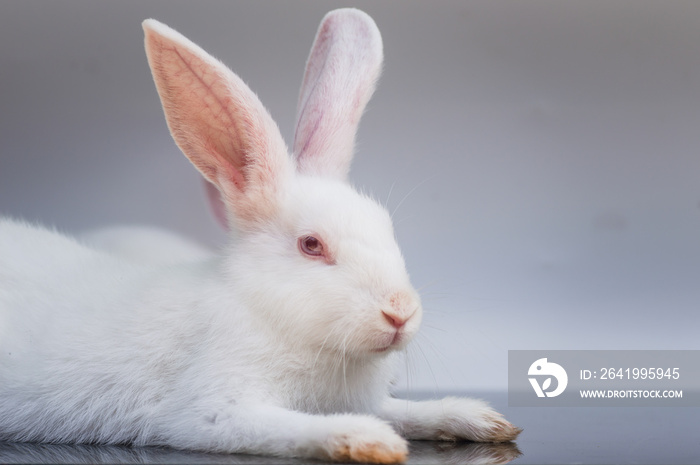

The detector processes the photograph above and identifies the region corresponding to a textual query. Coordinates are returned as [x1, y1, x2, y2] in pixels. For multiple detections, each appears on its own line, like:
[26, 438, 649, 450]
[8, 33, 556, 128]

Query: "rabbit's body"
[82, 225, 214, 264]
[0, 219, 214, 444]
[0, 9, 520, 463]
[0, 222, 398, 453]
[0, 215, 395, 437]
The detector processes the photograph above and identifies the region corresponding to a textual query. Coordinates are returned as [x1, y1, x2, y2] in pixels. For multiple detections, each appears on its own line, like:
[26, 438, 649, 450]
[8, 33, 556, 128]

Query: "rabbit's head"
[143, 9, 422, 358]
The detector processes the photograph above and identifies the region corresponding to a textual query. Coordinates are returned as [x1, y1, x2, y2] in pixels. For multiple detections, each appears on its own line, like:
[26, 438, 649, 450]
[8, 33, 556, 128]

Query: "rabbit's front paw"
[324, 416, 408, 464]
[433, 397, 521, 443]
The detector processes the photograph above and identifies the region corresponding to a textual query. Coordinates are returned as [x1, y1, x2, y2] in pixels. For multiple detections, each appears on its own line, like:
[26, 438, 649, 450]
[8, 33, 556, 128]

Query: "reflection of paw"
[324, 415, 408, 463]
[431, 397, 522, 443]
[410, 441, 522, 465]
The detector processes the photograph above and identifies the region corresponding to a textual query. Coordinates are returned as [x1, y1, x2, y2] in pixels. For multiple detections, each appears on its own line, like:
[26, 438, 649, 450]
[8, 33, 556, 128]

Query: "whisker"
[415, 331, 460, 389]
[390, 176, 434, 220]
[410, 339, 441, 396]
[404, 347, 421, 401]
[420, 324, 447, 333]
[420, 307, 453, 318]
[385, 179, 397, 209]
[391, 216, 412, 228]
[312, 330, 335, 371]
[415, 280, 446, 294]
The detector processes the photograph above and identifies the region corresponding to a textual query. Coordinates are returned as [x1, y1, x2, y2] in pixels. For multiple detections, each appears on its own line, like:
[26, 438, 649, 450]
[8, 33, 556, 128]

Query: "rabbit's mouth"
[372, 330, 406, 353]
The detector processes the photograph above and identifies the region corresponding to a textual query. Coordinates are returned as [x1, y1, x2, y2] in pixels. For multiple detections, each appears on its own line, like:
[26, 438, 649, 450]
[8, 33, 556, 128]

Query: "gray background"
[1, 1, 698, 391]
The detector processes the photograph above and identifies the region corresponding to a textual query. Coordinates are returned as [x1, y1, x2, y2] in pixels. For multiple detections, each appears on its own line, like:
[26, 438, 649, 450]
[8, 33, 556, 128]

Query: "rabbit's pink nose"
[382, 310, 408, 329]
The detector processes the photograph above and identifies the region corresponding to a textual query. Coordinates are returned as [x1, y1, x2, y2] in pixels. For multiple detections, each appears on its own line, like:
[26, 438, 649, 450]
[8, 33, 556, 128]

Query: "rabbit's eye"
[299, 235, 323, 256]
[298, 234, 326, 258]
[298, 234, 335, 264]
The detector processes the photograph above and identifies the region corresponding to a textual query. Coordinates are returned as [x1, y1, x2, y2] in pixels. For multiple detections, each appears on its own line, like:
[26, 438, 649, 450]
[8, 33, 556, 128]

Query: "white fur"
[82, 225, 214, 264]
[0, 9, 519, 464]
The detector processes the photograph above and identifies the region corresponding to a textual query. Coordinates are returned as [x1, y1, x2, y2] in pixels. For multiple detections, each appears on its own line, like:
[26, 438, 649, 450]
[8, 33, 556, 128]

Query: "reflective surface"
[1, 392, 697, 464]
[0, 441, 521, 465]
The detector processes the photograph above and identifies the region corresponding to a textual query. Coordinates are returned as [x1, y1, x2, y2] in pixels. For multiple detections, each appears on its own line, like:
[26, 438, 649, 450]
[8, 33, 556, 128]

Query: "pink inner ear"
[143, 19, 292, 227]
[204, 180, 230, 230]
[292, 9, 383, 180]
[295, 107, 324, 157]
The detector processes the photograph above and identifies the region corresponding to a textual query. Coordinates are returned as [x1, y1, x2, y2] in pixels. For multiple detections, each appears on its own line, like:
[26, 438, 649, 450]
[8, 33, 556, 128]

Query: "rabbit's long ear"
[143, 20, 291, 228]
[293, 9, 383, 181]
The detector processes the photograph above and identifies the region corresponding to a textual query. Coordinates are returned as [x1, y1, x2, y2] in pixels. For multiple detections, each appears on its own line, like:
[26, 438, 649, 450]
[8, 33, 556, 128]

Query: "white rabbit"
[0, 9, 520, 464]
[81, 225, 214, 264]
